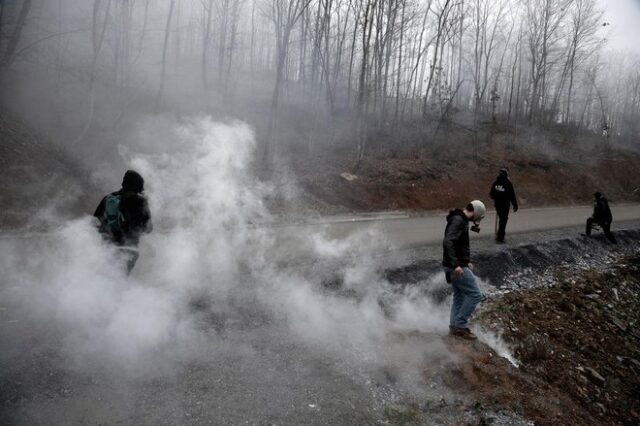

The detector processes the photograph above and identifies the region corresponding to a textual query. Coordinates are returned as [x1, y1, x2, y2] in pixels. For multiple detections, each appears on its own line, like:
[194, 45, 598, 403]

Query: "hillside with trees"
[1, 0, 639, 213]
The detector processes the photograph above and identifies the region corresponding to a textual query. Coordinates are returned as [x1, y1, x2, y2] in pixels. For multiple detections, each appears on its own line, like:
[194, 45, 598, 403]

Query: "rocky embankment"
[387, 229, 640, 295]
[386, 229, 640, 426]
[474, 253, 640, 425]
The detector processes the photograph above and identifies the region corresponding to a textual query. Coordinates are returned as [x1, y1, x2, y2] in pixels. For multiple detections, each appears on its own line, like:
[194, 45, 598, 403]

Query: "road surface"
[3, 204, 639, 250]
[274, 204, 640, 249]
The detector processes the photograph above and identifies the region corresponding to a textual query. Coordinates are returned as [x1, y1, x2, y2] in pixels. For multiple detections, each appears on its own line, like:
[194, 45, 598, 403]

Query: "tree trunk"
[354, 0, 375, 171]
[2, 0, 33, 68]
[154, 0, 175, 113]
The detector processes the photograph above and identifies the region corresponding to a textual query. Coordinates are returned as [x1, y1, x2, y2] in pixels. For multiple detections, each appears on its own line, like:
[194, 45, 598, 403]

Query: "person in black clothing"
[489, 168, 518, 243]
[94, 170, 153, 274]
[586, 192, 616, 243]
[443, 200, 486, 340]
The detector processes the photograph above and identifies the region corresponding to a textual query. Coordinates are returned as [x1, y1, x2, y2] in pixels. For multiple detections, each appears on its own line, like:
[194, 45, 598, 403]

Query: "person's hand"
[454, 266, 464, 278]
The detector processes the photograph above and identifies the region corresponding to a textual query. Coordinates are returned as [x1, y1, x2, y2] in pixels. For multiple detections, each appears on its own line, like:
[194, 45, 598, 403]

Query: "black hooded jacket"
[442, 208, 471, 268]
[593, 196, 613, 224]
[94, 170, 152, 246]
[490, 175, 518, 211]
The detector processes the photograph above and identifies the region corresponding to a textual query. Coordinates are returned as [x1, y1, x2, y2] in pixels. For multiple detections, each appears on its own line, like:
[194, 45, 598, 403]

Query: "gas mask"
[470, 221, 481, 233]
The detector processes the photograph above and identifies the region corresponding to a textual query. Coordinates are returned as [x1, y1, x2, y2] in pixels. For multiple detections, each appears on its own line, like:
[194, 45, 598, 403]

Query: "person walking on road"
[443, 200, 486, 340]
[94, 170, 153, 275]
[586, 192, 616, 243]
[489, 168, 518, 243]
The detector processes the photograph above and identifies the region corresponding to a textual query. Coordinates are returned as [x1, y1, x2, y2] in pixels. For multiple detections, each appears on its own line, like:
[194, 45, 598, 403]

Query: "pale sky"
[598, 0, 640, 55]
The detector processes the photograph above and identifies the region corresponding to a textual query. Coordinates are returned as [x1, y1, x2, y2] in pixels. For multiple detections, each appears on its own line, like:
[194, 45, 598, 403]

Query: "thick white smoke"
[0, 116, 456, 386]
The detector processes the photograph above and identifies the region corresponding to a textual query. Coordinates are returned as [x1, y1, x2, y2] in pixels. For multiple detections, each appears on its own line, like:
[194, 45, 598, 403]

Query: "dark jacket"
[490, 176, 518, 211]
[94, 190, 152, 246]
[442, 208, 471, 268]
[593, 196, 613, 224]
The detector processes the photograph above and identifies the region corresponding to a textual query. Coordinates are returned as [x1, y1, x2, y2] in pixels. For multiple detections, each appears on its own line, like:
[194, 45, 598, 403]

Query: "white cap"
[470, 200, 486, 222]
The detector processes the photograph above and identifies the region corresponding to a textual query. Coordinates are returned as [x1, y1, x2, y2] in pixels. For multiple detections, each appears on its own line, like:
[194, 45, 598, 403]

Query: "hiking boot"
[450, 326, 478, 340]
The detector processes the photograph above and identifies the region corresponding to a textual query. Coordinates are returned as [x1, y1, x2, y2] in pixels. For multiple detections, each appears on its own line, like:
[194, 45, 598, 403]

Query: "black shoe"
[495, 239, 505, 244]
[450, 326, 478, 340]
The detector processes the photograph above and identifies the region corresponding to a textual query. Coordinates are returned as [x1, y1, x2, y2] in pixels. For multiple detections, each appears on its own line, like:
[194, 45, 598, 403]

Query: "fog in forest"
[1, 0, 639, 176]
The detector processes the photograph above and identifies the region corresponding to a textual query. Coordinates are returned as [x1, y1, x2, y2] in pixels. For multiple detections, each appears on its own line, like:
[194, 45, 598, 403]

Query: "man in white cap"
[442, 200, 486, 340]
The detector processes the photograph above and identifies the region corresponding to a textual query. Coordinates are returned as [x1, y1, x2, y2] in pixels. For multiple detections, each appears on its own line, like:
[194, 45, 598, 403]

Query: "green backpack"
[100, 194, 125, 236]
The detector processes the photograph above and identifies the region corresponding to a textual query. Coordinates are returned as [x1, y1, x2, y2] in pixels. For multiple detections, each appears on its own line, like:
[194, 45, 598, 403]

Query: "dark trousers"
[100, 232, 141, 275]
[116, 246, 140, 275]
[586, 217, 617, 243]
[495, 205, 510, 242]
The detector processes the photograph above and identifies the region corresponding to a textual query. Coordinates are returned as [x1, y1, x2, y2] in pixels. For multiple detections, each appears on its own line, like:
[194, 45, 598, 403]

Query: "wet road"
[275, 204, 640, 249]
[3, 204, 639, 250]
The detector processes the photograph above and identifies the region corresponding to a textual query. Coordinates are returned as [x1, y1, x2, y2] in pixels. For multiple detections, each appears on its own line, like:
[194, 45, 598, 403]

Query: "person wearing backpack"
[94, 170, 153, 274]
[443, 200, 486, 340]
[586, 192, 616, 243]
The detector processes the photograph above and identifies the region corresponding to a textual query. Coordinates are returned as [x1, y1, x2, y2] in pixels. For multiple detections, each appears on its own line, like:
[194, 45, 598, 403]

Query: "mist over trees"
[1, 0, 639, 167]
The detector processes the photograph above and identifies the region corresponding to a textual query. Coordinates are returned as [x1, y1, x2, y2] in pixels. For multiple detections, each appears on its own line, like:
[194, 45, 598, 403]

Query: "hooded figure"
[586, 192, 616, 243]
[442, 201, 485, 340]
[94, 170, 153, 274]
[489, 168, 518, 243]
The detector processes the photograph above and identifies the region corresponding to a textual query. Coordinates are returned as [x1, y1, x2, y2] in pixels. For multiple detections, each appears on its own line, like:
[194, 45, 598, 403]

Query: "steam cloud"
[1, 116, 459, 389]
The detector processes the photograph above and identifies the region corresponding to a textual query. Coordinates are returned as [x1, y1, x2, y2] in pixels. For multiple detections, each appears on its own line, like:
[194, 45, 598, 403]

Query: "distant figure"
[586, 192, 616, 243]
[489, 168, 518, 243]
[94, 170, 153, 274]
[443, 200, 486, 340]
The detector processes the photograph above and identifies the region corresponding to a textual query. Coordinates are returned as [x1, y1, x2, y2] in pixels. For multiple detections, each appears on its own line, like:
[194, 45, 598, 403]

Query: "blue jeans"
[445, 267, 482, 328]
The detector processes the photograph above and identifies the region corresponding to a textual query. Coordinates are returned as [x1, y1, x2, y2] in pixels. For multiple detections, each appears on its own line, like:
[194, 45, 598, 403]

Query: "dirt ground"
[293, 141, 640, 214]
[445, 254, 640, 426]
[0, 112, 96, 229]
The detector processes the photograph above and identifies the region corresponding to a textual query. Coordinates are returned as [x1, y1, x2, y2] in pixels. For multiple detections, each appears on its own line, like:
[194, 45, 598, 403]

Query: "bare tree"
[1, 0, 33, 68]
[354, 0, 376, 171]
[524, 0, 571, 125]
[561, 0, 602, 124]
[263, 0, 313, 164]
[154, 0, 176, 113]
[73, 0, 112, 145]
[393, 0, 407, 124]
[210, 0, 245, 95]
[469, 0, 507, 119]
[201, 0, 214, 90]
[422, 0, 457, 119]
